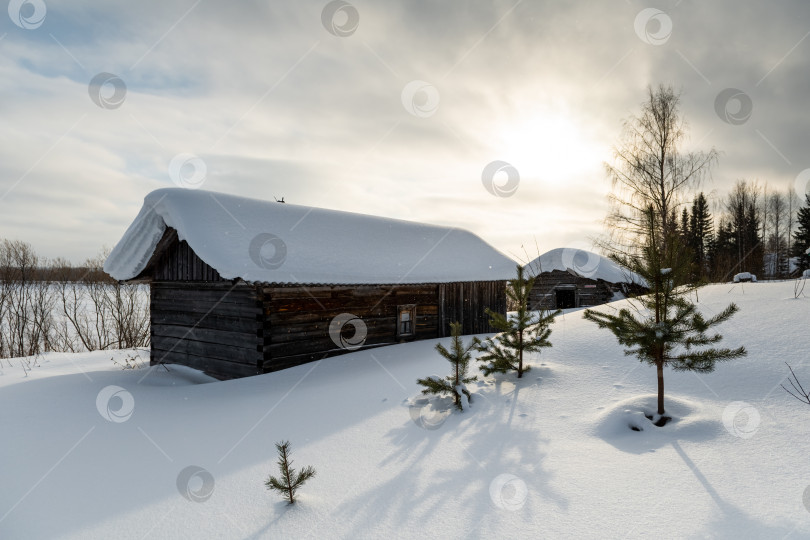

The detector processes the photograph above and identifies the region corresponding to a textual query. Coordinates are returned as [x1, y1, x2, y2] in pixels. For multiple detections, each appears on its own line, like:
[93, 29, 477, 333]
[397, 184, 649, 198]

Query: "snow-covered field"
[1, 281, 809, 539]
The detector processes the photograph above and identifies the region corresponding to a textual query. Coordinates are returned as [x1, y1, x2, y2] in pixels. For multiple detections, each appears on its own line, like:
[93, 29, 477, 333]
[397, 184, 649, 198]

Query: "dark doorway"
[555, 289, 576, 309]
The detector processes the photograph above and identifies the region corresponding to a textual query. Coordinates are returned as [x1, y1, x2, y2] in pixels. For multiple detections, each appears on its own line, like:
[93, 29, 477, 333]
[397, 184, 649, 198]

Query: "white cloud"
[0, 0, 808, 263]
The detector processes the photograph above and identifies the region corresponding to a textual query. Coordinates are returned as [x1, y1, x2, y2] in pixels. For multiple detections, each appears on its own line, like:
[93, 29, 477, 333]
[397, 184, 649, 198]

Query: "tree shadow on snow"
[324, 372, 569, 538]
[0, 355, 407, 539]
[670, 442, 796, 538]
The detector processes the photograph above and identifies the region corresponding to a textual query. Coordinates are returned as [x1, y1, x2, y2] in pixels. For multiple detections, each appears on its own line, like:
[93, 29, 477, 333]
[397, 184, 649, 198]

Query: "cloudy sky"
[1, 0, 809, 264]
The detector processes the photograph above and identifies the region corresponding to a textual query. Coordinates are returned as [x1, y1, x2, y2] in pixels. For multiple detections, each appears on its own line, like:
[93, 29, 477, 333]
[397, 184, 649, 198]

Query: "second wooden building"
[527, 247, 646, 310]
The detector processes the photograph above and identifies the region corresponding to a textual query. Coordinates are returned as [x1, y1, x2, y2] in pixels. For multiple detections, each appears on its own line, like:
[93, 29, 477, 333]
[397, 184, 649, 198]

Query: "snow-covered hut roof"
[526, 247, 645, 285]
[104, 188, 518, 285]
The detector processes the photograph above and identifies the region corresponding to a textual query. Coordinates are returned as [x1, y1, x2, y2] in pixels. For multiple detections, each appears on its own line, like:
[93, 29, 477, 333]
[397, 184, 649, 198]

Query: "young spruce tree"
[476, 265, 561, 378]
[584, 207, 747, 419]
[417, 321, 478, 411]
[793, 193, 810, 271]
[265, 440, 316, 504]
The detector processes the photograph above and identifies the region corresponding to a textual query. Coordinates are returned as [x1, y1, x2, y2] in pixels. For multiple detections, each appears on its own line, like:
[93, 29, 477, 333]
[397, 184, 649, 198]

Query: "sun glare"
[493, 109, 608, 187]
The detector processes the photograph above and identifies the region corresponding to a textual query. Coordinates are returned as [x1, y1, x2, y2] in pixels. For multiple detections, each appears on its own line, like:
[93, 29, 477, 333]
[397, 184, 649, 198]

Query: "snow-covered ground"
[1, 281, 809, 539]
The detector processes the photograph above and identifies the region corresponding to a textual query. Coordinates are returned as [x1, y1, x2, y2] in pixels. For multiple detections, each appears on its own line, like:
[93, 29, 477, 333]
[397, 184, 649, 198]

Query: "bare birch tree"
[602, 84, 719, 256]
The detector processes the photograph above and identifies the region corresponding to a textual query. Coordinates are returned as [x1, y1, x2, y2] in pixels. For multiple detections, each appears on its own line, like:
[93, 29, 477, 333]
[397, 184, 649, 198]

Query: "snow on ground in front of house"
[1, 281, 809, 539]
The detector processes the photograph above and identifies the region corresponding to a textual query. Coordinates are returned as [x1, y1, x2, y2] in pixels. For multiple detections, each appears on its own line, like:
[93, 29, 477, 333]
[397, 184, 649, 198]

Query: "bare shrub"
[53, 251, 149, 353]
[0, 240, 55, 358]
[0, 240, 149, 360]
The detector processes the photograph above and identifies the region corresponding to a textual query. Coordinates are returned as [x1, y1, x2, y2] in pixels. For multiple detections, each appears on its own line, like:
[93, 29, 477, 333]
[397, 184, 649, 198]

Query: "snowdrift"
[2, 281, 809, 539]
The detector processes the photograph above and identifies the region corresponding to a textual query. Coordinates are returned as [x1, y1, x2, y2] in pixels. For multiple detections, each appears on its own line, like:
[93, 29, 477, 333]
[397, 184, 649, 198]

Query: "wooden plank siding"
[438, 281, 506, 336]
[150, 281, 263, 380]
[260, 284, 439, 372]
[260, 281, 506, 373]
[139, 228, 226, 282]
[528, 270, 615, 310]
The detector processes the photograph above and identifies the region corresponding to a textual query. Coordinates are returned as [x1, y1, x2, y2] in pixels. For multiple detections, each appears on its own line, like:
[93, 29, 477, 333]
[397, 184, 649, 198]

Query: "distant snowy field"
[1, 281, 809, 539]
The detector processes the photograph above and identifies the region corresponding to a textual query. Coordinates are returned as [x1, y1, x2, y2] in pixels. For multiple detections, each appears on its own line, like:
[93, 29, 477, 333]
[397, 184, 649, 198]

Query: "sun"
[492, 107, 608, 186]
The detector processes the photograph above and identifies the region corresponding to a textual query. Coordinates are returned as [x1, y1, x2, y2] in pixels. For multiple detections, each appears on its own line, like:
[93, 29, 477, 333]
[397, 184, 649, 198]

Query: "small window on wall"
[397, 305, 416, 337]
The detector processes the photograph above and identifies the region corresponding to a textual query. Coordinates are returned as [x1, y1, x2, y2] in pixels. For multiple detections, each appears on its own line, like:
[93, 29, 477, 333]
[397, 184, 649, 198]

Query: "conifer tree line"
[600, 83, 810, 283]
[676, 185, 810, 282]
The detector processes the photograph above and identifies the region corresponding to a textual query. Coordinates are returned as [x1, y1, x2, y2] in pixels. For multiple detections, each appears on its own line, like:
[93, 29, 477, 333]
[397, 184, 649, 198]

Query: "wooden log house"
[104, 189, 516, 379]
[526, 248, 647, 310]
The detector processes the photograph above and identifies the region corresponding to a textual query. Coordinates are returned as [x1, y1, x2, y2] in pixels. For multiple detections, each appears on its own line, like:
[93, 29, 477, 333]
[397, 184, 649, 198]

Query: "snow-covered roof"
[104, 188, 518, 285]
[526, 247, 645, 285]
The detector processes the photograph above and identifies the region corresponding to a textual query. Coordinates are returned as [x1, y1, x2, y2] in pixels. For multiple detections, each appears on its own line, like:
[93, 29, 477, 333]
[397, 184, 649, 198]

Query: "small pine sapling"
[265, 440, 316, 504]
[584, 207, 747, 420]
[416, 321, 478, 410]
[476, 265, 561, 378]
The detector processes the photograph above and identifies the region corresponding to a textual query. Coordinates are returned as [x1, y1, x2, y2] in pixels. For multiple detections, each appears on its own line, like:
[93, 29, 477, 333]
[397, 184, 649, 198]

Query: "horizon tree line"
[675, 184, 810, 282]
[0, 238, 149, 360]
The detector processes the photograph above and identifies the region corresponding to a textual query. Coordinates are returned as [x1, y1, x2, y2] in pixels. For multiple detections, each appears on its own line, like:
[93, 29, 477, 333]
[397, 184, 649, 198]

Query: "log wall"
[260, 284, 439, 372]
[528, 270, 615, 310]
[150, 281, 262, 379]
[261, 280, 506, 372]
